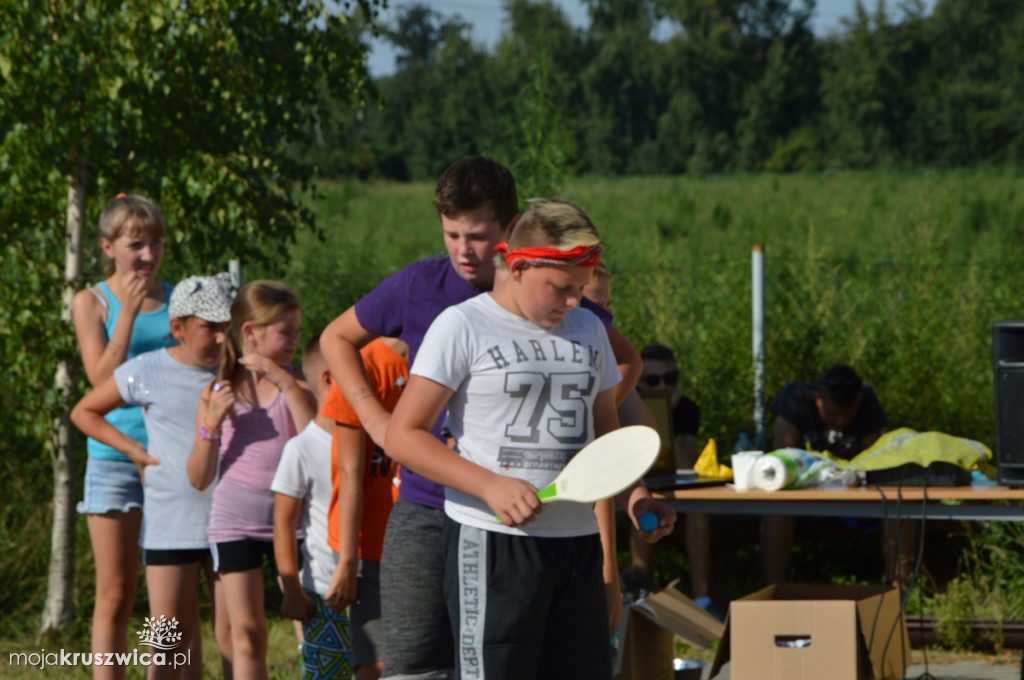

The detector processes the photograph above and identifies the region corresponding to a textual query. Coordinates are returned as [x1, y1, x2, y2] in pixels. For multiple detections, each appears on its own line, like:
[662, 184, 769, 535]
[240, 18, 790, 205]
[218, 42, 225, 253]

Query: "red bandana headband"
[495, 242, 603, 268]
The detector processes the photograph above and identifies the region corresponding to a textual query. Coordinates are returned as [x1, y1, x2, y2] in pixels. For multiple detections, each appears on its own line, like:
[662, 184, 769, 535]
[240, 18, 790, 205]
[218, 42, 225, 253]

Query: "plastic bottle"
[733, 432, 755, 453]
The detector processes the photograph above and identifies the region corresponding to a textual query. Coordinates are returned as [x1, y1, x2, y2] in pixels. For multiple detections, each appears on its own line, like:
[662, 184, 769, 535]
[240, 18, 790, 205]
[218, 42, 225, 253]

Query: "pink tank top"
[207, 388, 297, 543]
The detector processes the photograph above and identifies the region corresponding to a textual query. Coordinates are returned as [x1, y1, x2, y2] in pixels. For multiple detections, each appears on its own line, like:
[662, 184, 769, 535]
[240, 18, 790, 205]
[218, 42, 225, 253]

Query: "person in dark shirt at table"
[771, 363, 887, 461]
[762, 364, 912, 587]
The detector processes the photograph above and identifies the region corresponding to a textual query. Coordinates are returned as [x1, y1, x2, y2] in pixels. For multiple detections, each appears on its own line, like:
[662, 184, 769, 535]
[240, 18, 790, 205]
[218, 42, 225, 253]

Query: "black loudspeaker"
[993, 321, 1024, 486]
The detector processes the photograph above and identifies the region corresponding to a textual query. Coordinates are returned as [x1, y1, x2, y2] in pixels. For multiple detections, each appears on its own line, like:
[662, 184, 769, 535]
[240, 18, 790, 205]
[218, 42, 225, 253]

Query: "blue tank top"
[86, 280, 177, 461]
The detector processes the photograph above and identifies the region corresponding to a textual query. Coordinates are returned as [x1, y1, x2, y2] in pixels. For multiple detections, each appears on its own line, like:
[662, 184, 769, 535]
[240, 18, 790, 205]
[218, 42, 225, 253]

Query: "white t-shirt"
[412, 293, 621, 537]
[115, 349, 216, 550]
[270, 421, 338, 596]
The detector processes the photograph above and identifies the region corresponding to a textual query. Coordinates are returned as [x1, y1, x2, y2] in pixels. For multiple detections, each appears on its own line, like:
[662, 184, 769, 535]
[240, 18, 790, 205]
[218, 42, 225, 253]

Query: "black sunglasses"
[641, 370, 679, 388]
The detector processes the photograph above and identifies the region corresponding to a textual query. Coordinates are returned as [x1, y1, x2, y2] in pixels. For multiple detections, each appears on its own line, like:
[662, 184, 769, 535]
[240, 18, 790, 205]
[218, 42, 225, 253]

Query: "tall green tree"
[495, 0, 591, 88]
[655, 0, 820, 173]
[906, 0, 1024, 165]
[492, 0, 588, 196]
[507, 31, 573, 199]
[0, 0, 377, 636]
[367, 4, 498, 180]
[733, 1, 820, 170]
[579, 0, 666, 174]
[818, 0, 923, 167]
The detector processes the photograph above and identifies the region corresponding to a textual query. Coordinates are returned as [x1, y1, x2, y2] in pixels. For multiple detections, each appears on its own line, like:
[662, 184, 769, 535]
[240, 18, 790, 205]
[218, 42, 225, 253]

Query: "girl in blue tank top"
[71, 194, 175, 677]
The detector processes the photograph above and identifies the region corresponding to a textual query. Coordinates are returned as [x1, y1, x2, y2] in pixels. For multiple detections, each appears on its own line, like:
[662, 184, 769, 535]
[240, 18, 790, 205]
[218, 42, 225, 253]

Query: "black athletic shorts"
[212, 537, 304, 574]
[442, 517, 611, 680]
[143, 548, 209, 566]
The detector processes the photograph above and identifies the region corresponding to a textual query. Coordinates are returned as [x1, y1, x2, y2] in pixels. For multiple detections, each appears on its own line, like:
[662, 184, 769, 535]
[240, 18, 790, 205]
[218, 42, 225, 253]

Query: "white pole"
[229, 258, 243, 289]
[752, 245, 766, 449]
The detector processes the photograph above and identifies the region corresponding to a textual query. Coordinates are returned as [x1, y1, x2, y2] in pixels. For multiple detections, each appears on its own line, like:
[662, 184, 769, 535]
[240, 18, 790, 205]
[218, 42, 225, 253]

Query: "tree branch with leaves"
[0, 0, 381, 639]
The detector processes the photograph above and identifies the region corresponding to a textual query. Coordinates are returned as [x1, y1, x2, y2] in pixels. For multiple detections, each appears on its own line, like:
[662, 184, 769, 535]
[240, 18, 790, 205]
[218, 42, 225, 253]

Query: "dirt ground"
[685, 646, 1022, 680]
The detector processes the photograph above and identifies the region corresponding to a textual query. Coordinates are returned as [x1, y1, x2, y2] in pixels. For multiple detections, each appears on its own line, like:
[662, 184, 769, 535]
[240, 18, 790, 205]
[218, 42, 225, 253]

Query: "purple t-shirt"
[355, 253, 613, 508]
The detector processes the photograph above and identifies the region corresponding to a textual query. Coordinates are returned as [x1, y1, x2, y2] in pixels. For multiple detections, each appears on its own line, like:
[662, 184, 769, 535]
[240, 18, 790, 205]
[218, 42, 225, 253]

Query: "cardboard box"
[614, 581, 725, 680]
[710, 584, 910, 680]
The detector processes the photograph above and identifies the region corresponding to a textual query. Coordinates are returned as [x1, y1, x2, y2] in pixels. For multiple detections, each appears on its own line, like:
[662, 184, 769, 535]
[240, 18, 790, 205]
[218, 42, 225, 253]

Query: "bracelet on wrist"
[200, 425, 221, 441]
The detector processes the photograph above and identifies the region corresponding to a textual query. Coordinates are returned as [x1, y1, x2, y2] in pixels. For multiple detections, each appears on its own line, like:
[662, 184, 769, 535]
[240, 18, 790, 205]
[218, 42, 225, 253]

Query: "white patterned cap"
[168, 273, 234, 322]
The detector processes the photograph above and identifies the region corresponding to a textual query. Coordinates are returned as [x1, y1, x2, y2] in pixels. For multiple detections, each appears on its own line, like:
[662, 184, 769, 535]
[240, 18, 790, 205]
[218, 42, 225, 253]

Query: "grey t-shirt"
[116, 349, 216, 550]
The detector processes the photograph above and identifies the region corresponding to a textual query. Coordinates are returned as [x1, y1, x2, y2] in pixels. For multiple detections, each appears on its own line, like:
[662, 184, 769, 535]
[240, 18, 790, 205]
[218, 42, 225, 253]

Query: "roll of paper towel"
[751, 454, 796, 491]
[751, 448, 835, 491]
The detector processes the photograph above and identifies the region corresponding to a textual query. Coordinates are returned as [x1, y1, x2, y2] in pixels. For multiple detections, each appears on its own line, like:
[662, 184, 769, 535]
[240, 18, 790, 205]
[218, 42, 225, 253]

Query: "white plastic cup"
[731, 451, 763, 491]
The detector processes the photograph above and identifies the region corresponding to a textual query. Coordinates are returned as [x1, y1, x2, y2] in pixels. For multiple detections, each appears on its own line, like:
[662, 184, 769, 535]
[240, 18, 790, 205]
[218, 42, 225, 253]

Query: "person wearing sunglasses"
[762, 363, 909, 587]
[638, 344, 699, 453]
[636, 344, 715, 613]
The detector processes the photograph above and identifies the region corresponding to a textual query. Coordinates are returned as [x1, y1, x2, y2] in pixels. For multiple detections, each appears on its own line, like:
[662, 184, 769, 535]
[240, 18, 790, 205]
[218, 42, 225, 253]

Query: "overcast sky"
[365, 0, 936, 76]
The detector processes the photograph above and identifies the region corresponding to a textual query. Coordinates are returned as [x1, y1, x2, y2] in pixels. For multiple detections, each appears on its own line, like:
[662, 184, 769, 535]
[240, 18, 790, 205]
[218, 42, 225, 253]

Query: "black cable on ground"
[905, 480, 931, 679]
[878, 480, 908, 678]
[888, 472, 933, 680]
[865, 464, 933, 680]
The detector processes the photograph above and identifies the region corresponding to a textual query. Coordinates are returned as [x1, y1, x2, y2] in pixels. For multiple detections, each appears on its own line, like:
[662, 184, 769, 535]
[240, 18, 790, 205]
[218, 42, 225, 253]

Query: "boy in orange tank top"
[322, 337, 409, 680]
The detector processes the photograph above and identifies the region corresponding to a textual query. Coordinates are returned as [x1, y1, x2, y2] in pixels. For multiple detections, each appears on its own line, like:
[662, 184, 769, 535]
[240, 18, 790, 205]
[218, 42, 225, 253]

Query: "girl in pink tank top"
[187, 280, 314, 679]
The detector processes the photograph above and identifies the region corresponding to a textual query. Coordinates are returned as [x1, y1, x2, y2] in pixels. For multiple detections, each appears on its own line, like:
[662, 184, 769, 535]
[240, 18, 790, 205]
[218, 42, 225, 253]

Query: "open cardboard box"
[710, 584, 910, 680]
[613, 580, 725, 680]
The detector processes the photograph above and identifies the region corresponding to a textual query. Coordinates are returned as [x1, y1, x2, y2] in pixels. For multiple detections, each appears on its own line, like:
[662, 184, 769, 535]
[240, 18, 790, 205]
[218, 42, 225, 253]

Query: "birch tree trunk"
[38, 165, 86, 641]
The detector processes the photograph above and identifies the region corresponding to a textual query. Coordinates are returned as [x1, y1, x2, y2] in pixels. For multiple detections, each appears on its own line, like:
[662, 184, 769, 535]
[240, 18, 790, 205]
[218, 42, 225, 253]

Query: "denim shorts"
[76, 456, 144, 515]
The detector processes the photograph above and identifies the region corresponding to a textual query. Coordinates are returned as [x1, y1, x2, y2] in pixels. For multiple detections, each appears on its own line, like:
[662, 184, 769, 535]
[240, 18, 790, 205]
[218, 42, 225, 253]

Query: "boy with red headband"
[385, 198, 675, 680]
[321, 158, 645, 679]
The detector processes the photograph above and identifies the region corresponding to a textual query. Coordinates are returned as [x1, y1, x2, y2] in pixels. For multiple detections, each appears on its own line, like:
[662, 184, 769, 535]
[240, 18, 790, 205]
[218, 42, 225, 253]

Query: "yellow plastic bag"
[694, 438, 733, 480]
[836, 427, 992, 474]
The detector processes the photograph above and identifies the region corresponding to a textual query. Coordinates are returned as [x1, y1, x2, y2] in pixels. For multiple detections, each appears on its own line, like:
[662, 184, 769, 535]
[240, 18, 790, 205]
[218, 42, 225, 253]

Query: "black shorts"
[212, 537, 304, 574]
[143, 548, 209, 566]
[442, 518, 611, 680]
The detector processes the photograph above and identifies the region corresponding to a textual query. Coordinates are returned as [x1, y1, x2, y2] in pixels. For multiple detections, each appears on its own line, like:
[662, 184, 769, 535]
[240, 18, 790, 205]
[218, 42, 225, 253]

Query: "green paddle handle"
[495, 483, 558, 522]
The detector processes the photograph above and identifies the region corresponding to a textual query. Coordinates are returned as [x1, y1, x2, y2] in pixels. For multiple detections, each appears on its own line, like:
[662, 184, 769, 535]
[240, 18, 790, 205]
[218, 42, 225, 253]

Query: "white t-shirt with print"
[412, 293, 621, 537]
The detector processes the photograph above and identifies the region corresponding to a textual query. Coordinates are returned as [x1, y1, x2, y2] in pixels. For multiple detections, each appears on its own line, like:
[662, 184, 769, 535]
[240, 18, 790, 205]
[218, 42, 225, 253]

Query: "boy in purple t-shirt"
[322, 157, 644, 678]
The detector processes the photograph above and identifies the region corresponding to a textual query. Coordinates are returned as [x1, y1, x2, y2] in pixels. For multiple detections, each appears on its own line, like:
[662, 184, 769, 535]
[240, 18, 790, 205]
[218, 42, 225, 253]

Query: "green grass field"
[4, 168, 1024, 662]
[289, 168, 1024, 448]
